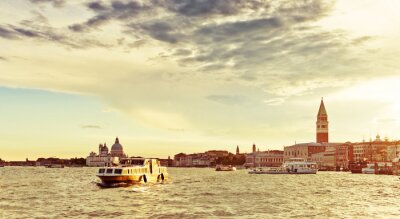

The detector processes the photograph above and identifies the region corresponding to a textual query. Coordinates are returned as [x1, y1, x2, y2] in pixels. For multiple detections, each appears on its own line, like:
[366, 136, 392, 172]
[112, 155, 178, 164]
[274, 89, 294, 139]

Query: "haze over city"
[1, 0, 400, 160]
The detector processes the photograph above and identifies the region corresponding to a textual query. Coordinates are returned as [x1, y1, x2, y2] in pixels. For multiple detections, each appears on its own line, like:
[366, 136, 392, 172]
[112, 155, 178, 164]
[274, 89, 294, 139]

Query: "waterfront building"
[173, 153, 188, 166]
[244, 144, 284, 168]
[352, 135, 395, 162]
[159, 156, 173, 167]
[284, 99, 331, 161]
[283, 98, 353, 170]
[387, 142, 400, 161]
[172, 148, 243, 167]
[86, 137, 126, 167]
[284, 142, 327, 161]
[311, 146, 336, 170]
[173, 153, 212, 167]
[205, 150, 229, 157]
[334, 142, 353, 170]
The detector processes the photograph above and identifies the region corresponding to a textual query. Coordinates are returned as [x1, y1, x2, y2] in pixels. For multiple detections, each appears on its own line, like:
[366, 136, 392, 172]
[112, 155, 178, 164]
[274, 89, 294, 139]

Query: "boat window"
[98, 169, 105, 173]
[106, 169, 113, 174]
[114, 169, 122, 174]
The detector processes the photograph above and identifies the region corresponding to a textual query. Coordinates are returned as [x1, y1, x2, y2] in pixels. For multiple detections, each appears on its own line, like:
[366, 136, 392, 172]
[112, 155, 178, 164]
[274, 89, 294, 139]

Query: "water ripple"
[1, 167, 400, 218]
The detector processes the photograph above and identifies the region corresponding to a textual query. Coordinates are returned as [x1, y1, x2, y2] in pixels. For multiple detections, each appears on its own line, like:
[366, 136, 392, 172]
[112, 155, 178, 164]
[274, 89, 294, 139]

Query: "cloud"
[155, 0, 267, 17]
[0, 13, 111, 49]
[136, 21, 186, 44]
[0, 26, 18, 39]
[81, 125, 102, 129]
[1, 0, 380, 99]
[12, 27, 41, 38]
[87, 1, 108, 11]
[69, 0, 150, 32]
[0, 56, 8, 61]
[0, 0, 392, 139]
[207, 95, 248, 105]
[29, 0, 65, 8]
[264, 98, 285, 106]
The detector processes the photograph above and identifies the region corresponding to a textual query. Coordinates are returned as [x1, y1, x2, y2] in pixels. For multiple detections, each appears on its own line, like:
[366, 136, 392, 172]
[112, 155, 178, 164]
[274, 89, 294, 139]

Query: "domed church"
[86, 137, 127, 166]
[111, 137, 126, 158]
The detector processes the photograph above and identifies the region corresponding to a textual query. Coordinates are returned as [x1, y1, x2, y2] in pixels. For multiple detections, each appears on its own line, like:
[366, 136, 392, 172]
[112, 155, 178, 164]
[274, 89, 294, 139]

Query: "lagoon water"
[1, 167, 400, 218]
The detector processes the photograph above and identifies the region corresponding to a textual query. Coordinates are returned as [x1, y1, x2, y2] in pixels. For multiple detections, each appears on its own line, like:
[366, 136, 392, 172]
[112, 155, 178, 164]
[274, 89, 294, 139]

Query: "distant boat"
[349, 161, 368, 174]
[361, 164, 375, 174]
[46, 164, 64, 168]
[215, 165, 236, 171]
[96, 158, 168, 187]
[69, 164, 84, 168]
[248, 158, 317, 174]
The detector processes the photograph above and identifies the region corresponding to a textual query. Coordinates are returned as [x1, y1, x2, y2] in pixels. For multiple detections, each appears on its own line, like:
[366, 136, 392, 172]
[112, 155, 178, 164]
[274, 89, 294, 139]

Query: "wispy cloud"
[29, 0, 65, 8]
[81, 125, 102, 129]
[264, 98, 285, 106]
[207, 95, 248, 106]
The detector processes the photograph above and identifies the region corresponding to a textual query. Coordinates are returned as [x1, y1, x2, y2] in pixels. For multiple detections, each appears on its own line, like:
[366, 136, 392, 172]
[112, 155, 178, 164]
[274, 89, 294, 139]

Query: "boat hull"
[97, 173, 168, 185]
[349, 162, 367, 174]
[97, 175, 138, 184]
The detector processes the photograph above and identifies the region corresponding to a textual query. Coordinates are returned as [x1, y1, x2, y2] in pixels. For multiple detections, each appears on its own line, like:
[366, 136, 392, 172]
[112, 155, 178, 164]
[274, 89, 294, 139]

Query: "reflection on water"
[1, 167, 400, 218]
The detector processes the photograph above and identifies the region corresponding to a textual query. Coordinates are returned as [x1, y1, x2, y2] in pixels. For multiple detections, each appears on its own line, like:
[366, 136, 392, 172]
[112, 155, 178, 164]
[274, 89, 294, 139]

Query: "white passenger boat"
[216, 165, 236, 171]
[96, 158, 168, 186]
[361, 164, 375, 174]
[248, 158, 318, 174]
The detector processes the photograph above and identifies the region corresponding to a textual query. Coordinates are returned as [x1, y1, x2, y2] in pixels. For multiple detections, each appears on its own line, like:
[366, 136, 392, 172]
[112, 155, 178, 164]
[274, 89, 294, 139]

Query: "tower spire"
[316, 98, 329, 143]
[317, 98, 327, 116]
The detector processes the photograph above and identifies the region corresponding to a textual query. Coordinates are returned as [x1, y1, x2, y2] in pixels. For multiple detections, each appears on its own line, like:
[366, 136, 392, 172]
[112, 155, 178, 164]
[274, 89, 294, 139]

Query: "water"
[1, 167, 400, 218]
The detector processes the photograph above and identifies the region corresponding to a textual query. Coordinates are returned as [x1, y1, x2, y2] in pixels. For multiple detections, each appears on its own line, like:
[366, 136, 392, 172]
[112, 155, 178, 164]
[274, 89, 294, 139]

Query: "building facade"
[86, 137, 126, 167]
[311, 146, 335, 170]
[244, 144, 284, 168]
[352, 136, 398, 162]
[284, 143, 327, 161]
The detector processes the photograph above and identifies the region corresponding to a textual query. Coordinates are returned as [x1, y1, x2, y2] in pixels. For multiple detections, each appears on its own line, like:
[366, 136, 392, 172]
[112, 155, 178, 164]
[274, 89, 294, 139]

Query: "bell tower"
[316, 98, 329, 143]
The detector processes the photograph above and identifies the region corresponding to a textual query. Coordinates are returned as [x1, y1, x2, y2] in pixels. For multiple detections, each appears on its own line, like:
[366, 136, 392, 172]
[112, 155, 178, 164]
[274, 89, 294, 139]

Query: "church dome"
[111, 137, 123, 152]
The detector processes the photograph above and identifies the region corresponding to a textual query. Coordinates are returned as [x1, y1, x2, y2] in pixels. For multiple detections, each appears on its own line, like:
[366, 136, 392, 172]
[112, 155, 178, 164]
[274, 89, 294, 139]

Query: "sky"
[1, 0, 400, 160]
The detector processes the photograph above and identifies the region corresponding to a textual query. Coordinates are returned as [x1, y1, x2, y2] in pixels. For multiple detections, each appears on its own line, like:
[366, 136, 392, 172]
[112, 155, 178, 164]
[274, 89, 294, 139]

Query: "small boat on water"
[46, 164, 64, 168]
[96, 158, 168, 187]
[215, 165, 236, 171]
[248, 158, 318, 174]
[361, 164, 375, 174]
[349, 161, 367, 173]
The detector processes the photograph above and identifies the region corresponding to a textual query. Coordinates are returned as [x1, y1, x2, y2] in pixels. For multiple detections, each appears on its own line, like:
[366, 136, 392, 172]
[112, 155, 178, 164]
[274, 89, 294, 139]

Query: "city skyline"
[1, 0, 400, 160]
